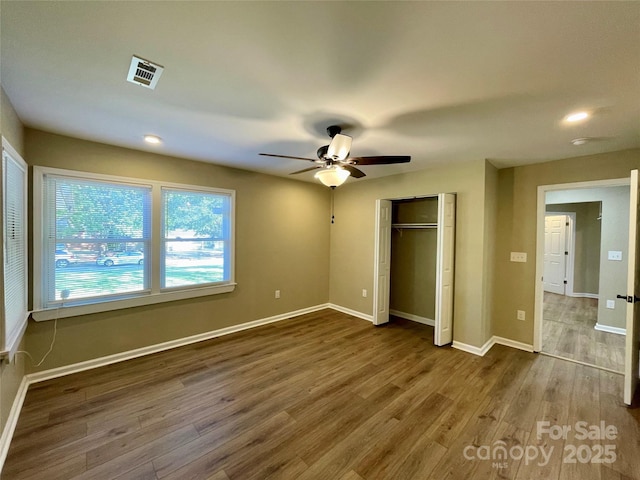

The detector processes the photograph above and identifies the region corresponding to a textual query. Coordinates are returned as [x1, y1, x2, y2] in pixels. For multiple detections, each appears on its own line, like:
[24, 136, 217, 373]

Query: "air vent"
[127, 55, 164, 90]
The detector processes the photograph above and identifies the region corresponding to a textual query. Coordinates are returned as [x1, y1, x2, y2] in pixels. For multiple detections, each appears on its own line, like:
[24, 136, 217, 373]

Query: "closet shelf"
[391, 223, 438, 229]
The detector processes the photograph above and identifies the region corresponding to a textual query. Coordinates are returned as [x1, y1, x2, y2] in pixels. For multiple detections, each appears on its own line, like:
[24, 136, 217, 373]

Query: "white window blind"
[41, 174, 152, 307]
[2, 140, 28, 358]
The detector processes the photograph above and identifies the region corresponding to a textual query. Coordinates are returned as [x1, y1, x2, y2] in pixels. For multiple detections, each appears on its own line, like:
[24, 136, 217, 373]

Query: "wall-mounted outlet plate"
[275, 290, 280, 299]
[362, 289, 367, 298]
[511, 252, 527, 263]
[608, 251, 623, 261]
[606, 300, 615, 309]
[517, 310, 526, 321]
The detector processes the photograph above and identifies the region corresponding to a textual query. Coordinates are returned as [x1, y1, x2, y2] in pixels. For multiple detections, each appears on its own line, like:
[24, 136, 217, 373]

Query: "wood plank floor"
[543, 293, 625, 372]
[4, 309, 640, 480]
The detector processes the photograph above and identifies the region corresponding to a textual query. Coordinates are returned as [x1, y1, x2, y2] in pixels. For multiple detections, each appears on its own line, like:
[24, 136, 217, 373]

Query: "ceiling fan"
[259, 125, 411, 187]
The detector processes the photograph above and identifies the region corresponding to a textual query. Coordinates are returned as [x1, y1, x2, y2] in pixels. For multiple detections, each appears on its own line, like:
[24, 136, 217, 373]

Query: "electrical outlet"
[510, 252, 527, 263]
[275, 290, 280, 299]
[517, 310, 526, 321]
[608, 251, 623, 261]
[606, 300, 615, 309]
[362, 289, 367, 298]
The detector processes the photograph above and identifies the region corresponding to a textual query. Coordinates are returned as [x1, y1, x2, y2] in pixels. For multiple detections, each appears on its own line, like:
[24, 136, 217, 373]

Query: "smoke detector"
[127, 55, 164, 90]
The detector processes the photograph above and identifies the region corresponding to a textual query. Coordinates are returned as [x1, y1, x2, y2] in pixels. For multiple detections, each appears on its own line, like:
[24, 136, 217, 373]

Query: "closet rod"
[391, 223, 438, 229]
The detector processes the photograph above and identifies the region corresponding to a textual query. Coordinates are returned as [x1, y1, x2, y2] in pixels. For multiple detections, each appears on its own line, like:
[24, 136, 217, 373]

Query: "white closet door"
[373, 199, 392, 325]
[435, 193, 455, 345]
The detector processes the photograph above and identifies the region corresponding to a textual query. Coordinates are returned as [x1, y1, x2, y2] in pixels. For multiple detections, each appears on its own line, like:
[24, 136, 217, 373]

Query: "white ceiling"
[2, 1, 639, 182]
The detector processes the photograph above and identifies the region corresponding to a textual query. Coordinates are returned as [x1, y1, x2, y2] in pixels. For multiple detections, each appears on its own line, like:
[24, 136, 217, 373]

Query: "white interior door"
[544, 214, 567, 295]
[623, 170, 640, 405]
[435, 193, 455, 346]
[373, 199, 392, 326]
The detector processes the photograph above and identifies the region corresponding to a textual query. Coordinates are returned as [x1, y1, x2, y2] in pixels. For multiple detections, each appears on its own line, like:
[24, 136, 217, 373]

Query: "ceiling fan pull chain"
[331, 188, 335, 224]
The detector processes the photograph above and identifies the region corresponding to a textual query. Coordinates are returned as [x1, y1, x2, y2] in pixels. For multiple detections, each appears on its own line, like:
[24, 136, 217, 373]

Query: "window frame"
[33, 167, 236, 321]
[160, 186, 233, 292]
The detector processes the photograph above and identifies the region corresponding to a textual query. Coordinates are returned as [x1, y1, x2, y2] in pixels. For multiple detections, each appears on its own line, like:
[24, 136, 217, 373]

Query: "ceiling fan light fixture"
[315, 166, 350, 188]
[326, 134, 352, 160]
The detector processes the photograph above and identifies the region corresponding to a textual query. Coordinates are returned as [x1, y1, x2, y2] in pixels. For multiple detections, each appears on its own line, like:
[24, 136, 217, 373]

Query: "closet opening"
[373, 193, 455, 346]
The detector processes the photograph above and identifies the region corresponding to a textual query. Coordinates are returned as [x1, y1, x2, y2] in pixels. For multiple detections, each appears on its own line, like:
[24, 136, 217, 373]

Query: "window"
[33, 167, 235, 320]
[162, 188, 232, 289]
[42, 175, 152, 304]
[1, 139, 28, 358]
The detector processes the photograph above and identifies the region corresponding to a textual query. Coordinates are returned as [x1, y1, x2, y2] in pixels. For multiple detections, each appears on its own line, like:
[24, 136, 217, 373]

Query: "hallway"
[543, 292, 625, 372]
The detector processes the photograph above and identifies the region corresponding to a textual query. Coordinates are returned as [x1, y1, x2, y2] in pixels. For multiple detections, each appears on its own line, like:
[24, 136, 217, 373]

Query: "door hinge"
[566, 222, 570, 226]
[564, 280, 567, 284]
[565, 251, 569, 255]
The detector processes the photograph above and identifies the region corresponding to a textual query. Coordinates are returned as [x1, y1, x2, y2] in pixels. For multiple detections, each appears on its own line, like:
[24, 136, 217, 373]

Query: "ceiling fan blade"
[289, 166, 322, 175]
[342, 164, 366, 178]
[259, 153, 317, 162]
[326, 134, 352, 160]
[350, 156, 411, 165]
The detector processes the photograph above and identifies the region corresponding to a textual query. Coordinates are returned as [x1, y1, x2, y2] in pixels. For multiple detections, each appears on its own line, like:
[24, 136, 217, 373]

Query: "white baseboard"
[568, 292, 599, 299]
[594, 323, 626, 336]
[492, 336, 535, 353]
[453, 335, 534, 357]
[328, 304, 373, 322]
[0, 377, 29, 473]
[27, 303, 331, 385]
[452, 337, 494, 357]
[389, 309, 435, 326]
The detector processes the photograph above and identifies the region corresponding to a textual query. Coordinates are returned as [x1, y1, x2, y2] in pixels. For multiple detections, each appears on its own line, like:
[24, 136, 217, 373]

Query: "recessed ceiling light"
[571, 137, 589, 146]
[144, 135, 162, 144]
[565, 111, 590, 123]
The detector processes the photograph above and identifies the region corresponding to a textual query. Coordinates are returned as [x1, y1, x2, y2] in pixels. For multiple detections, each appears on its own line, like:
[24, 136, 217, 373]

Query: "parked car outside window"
[55, 249, 77, 268]
[96, 251, 144, 267]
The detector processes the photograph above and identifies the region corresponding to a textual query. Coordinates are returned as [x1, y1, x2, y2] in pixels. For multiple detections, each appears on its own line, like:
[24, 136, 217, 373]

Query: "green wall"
[329, 158, 496, 348]
[24, 129, 332, 371]
[493, 149, 640, 344]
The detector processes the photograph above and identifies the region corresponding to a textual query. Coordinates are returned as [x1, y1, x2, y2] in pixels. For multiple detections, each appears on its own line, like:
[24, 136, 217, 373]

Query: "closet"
[373, 194, 455, 345]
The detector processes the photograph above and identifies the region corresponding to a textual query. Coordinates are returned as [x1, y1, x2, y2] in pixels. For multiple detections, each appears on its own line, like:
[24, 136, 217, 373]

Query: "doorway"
[543, 212, 577, 296]
[373, 194, 455, 346]
[535, 180, 631, 374]
[541, 200, 628, 372]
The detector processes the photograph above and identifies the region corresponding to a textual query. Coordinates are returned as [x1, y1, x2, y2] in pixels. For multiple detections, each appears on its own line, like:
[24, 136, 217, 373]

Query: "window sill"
[0, 312, 29, 363]
[32, 283, 237, 321]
